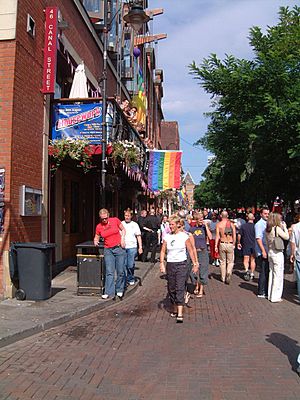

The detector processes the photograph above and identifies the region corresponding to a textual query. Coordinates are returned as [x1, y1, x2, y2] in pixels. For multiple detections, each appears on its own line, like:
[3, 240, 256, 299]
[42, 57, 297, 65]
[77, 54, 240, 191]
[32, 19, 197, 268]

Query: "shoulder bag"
[274, 226, 284, 251]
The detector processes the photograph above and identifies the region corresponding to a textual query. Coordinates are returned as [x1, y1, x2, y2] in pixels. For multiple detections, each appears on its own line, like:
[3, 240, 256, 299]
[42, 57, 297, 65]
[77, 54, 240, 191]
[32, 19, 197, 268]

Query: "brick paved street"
[0, 263, 299, 400]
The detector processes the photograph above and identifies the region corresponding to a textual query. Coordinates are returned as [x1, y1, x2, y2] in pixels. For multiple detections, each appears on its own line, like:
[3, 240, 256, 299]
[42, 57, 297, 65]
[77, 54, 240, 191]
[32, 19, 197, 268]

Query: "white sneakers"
[102, 292, 124, 299]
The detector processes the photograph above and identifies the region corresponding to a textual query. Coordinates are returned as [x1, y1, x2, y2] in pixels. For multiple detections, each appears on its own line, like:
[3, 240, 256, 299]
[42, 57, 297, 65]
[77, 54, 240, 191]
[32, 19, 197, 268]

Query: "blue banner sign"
[52, 102, 103, 144]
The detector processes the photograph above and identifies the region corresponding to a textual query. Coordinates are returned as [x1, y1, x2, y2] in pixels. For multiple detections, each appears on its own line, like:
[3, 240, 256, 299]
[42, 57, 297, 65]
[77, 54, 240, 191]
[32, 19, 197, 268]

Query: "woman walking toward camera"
[160, 215, 199, 323]
[266, 212, 289, 303]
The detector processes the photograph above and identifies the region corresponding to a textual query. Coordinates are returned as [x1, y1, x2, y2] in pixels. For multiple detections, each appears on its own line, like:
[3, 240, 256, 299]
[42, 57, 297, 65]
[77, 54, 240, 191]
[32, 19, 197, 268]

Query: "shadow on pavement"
[51, 287, 66, 297]
[266, 333, 300, 373]
[239, 282, 257, 296]
[209, 272, 222, 282]
[157, 293, 173, 314]
[282, 278, 299, 305]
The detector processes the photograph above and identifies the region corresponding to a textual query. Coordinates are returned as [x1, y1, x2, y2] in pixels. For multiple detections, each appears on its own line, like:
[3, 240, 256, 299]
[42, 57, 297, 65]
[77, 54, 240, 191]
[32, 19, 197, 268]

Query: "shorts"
[243, 247, 255, 256]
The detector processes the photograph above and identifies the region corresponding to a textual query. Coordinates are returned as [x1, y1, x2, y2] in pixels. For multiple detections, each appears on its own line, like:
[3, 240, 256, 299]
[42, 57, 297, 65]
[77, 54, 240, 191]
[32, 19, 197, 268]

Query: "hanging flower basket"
[48, 138, 94, 174]
[111, 141, 140, 169]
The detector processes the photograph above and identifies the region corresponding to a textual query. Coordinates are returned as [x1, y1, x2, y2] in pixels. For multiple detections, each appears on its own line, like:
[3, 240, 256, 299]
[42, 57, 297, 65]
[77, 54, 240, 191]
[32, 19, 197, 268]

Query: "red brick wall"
[9, 0, 45, 244]
[0, 0, 123, 295]
[0, 41, 16, 295]
[161, 121, 180, 150]
[50, 0, 118, 96]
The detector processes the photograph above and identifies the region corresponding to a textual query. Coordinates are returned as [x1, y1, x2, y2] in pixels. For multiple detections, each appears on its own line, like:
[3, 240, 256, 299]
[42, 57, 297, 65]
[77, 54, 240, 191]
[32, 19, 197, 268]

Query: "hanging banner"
[42, 7, 58, 93]
[133, 64, 147, 126]
[148, 150, 182, 191]
[52, 102, 103, 144]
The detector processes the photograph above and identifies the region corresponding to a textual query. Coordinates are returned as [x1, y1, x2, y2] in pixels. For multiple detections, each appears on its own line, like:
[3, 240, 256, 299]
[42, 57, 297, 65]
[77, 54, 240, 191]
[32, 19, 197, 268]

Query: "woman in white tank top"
[160, 215, 199, 323]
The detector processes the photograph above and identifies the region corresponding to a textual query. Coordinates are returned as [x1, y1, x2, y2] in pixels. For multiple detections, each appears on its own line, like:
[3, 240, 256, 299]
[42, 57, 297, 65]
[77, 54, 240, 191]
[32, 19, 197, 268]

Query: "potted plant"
[111, 140, 140, 168]
[48, 138, 94, 174]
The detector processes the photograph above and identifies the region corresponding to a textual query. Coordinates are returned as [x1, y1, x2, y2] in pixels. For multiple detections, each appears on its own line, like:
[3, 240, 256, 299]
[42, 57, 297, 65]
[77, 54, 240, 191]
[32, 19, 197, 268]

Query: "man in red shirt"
[94, 208, 126, 299]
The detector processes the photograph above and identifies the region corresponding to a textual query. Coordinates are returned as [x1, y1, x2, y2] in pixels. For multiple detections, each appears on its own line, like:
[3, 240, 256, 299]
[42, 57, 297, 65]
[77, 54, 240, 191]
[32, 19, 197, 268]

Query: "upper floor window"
[83, 0, 102, 13]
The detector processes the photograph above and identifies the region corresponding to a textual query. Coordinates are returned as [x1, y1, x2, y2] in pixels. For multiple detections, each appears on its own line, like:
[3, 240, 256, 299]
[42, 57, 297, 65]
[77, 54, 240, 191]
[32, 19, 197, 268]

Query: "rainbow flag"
[178, 186, 187, 205]
[148, 150, 182, 191]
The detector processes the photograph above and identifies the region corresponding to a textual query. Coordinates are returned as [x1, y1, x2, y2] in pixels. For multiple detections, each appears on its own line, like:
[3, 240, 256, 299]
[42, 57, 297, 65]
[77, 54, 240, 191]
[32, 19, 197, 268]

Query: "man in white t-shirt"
[122, 209, 143, 285]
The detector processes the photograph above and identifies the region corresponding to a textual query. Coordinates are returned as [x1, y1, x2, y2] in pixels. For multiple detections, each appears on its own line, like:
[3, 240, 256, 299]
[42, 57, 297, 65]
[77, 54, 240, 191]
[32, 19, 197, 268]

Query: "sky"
[149, 0, 297, 184]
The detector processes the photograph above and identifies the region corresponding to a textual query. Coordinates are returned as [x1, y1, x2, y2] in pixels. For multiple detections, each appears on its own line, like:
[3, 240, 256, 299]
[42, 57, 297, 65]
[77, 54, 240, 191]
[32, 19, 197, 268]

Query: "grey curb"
[0, 262, 155, 348]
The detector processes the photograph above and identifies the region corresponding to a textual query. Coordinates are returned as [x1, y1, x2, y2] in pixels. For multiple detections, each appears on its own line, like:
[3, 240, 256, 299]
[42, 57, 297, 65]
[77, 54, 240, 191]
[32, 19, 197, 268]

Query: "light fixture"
[123, 1, 150, 33]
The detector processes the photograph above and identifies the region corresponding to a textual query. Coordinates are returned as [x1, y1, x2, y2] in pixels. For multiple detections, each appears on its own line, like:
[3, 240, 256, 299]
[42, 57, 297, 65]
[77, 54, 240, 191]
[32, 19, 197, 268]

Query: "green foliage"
[189, 6, 300, 206]
[48, 138, 93, 174]
[111, 141, 140, 168]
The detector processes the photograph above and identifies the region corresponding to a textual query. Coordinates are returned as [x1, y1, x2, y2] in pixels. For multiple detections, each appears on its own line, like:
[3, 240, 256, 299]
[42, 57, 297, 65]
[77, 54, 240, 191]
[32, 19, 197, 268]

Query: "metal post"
[101, 0, 108, 208]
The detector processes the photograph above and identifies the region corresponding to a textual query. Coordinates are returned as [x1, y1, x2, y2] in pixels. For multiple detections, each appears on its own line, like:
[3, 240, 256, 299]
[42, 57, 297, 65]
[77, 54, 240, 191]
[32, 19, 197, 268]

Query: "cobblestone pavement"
[0, 263, 299, 400]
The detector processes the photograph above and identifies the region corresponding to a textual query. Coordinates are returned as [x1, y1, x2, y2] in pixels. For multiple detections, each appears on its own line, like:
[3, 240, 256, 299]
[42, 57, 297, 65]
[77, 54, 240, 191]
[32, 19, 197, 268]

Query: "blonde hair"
[194, 212, 203, 220]
[124, 208, 133, 215]
[169, 215, 182, 226]
[266, 212, 281, 232]
[99, 208, 109, 217]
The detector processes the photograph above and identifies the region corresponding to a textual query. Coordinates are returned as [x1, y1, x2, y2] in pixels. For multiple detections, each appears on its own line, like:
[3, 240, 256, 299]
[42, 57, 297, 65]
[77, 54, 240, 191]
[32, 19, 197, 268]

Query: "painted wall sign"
[42, 7, 58, 94]
[52, 103, 103, 144]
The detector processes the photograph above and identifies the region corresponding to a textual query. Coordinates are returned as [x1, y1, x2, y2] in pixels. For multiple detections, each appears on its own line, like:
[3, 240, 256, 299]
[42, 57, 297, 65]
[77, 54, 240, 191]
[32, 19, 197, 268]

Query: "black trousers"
[257, 255, 269, 296]
[142, 231, 158, 263]
[167, 261, 188, 305]
[138, 232, 147, 261]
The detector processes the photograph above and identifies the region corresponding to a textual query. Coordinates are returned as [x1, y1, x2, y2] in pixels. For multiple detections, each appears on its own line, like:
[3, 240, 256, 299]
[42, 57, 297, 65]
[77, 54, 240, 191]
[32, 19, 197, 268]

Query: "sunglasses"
[100, 217, 108, 221]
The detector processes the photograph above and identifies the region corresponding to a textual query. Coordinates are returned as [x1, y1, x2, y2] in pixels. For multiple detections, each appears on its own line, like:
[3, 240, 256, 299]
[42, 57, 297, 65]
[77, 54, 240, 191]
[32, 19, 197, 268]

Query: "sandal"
[196, 293, 203, 298]
[176, 315, 183, 323]
[184, 292, 191, 304]
[170, 312, 177, 318]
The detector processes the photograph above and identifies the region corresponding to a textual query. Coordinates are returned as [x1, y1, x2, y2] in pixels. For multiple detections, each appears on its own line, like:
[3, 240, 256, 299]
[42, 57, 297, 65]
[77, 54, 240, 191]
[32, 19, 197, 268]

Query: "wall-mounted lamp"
[123, 1, 150, 33]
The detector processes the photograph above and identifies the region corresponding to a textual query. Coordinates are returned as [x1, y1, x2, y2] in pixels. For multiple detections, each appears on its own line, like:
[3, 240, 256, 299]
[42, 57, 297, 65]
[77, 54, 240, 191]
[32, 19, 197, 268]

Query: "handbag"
[274, 227, 284, 251]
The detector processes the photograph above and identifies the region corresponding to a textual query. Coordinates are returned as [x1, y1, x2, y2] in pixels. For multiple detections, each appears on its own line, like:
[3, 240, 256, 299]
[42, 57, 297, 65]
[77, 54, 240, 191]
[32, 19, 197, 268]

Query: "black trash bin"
[76, 241, 105, 296]
[10, 242, 55, 301]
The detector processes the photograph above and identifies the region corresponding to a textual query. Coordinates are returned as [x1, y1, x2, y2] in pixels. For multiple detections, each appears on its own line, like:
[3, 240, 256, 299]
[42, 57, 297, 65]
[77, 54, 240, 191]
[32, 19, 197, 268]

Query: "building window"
[83, 0, 102, 13]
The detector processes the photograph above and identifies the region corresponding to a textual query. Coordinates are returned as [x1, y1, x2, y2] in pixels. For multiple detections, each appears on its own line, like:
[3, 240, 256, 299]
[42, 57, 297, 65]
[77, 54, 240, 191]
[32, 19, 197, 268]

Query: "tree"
[189, 6, 300, 207]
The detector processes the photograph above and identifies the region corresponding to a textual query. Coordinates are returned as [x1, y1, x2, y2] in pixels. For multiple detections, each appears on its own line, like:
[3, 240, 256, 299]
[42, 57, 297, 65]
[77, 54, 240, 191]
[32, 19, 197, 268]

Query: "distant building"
[183, 171, 196, 210]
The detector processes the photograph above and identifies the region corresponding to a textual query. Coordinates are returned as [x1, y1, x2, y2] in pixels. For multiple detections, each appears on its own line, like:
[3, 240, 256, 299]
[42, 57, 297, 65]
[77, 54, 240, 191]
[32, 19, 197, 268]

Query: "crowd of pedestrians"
[93, 205, 300, 308]
[93, 204, 300, 373]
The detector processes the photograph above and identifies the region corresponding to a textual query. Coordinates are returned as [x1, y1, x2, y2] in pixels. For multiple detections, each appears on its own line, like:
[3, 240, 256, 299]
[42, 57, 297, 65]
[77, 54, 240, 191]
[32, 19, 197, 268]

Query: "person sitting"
[136, 123, 145, 133]
[128, 106, 138, 125]
[120, 99, 129, 110]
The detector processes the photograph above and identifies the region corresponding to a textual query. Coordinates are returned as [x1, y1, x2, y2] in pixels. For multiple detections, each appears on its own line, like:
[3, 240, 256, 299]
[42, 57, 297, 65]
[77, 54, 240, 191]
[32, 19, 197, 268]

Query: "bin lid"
[12, 242, 56, 250]
[76, 240, 103, 249]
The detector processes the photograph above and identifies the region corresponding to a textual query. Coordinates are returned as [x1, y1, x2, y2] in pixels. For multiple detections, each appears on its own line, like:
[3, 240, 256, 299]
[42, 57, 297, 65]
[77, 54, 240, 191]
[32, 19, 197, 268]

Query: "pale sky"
[149, 0, 297, 184]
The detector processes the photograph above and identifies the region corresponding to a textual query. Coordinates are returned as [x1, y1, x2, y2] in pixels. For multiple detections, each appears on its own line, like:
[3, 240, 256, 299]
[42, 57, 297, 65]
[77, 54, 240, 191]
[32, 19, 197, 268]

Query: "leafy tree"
[189, 6, 300, 207]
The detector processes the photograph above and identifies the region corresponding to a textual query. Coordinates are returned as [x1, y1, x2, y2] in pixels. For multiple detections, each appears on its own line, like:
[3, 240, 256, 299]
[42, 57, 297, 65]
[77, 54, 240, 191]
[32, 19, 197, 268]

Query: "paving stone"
[0, 263, 299, 399]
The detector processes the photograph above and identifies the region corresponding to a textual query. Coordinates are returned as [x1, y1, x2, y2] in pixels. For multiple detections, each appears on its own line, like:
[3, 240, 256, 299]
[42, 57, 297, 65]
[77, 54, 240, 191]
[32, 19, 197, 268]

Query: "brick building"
[183, 171, 196, 210]
[160, 121, 180, 150]
[0, 1, 165, 298]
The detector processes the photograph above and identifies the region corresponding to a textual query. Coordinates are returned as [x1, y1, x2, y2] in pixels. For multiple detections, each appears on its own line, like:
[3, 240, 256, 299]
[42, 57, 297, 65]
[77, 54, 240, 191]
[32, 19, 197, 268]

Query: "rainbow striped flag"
[148, 150, 182, 191]
[178, 186, 187, 205]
